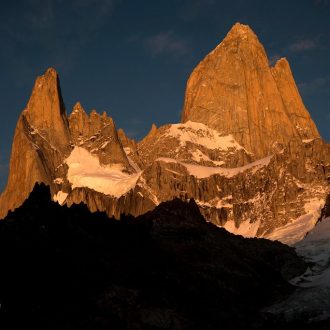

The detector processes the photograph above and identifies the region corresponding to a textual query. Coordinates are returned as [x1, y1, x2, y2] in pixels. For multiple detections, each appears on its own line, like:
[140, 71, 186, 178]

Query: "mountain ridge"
[181, 23, 320, 159]
[0, 23, 329, 244]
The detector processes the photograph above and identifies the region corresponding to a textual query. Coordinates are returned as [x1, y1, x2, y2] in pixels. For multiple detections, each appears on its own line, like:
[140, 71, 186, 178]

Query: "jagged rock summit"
[0, 67, 71, 218]
[0, 23, 329, 244]
[68, 102, 133, 169]
[24, 67, 71, 151]
[0, 68, 138, 218]
[181, 23, 320, 159]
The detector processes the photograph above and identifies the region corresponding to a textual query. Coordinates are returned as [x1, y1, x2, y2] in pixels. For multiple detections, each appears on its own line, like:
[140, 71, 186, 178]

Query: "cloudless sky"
[0, 0, 329, 189]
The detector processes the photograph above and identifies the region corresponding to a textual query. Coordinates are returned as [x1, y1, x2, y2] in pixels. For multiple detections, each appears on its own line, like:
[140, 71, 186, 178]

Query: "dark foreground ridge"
[0, 184, 307, 329]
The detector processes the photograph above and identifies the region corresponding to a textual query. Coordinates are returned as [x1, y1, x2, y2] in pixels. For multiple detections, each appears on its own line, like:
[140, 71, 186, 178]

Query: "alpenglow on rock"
[0, 68, 71, 218]
[0, 23, 329, 244]
[68, 102, 133, 170]
[181, 23, 320, 159]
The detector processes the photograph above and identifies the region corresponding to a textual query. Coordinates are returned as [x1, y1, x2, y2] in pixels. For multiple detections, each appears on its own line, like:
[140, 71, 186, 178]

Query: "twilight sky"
[0, 0, 329, 190]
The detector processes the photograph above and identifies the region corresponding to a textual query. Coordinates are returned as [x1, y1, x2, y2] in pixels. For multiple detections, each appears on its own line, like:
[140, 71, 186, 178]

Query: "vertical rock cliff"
[181, 23, 320, 159]
[0, 68, 71, 218]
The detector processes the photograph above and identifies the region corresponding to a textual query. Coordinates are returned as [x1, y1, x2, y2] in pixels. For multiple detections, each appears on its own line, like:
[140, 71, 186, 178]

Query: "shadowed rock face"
[181, 23, 320, 159]
[0, 183, 307, 329]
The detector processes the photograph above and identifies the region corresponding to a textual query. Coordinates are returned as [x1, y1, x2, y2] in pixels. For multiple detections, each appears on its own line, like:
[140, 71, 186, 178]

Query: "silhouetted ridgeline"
[0, 184, 307, 329]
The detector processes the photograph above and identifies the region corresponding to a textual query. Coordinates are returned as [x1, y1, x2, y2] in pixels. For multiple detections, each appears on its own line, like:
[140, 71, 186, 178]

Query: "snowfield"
[156, 155, 272, 179]
[264, 198, 325, 245]
[165, 121, 246, 151]
[267, 216, 330, 321]
[294, 216, 330, 289]
[65, 147, 142, 197]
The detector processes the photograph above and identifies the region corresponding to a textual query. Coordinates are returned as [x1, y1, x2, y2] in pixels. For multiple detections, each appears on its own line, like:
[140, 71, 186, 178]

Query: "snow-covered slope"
[65, 147, 142, 198]
[138, 120, 251, 168]
[215, 196, 326, 243]
[294, 217, 330, 288]
[165, 121, 245, 151]
[150, 153, 328, 242]
[264, 198, 325, 245]
[267, 216, 330, 321]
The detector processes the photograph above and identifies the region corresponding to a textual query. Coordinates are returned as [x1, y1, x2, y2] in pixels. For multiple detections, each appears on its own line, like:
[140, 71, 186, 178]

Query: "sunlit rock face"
[69, 102, 133, 170]
[0, 68, 71, 219]
[0, 23, 329, 244]
[23, 68, 71, 153]
[0, 69, 136, 219]
[181, 23, 320, 159]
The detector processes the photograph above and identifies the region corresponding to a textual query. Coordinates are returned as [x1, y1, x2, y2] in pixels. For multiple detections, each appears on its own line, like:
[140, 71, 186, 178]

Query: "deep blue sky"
[0, 0, 330, 190]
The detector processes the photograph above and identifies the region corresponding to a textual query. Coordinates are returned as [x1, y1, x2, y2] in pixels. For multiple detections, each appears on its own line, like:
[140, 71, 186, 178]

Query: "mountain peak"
[182, 23, 320, 158]
[31, 67, 59, 94]
[31, 67, 55, 90]
[0, 68, 71, 219]
[23, 68, 70, 148]
[206, 23, 260, 59]
[150, 123, 157, 133]
[273, 57, 289, 70]
[71, 102, 86, 115]
[220, 22, 259, 45]
[73, 101, 83, 109]
[90, 109, 100, 118]
[45, 67, 58, 77]
[26, 67, 63, 114]
[228, 22, 255, 37]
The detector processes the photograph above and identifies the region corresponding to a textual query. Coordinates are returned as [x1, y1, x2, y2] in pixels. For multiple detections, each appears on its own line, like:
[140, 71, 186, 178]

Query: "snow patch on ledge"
[302, 138, 315, 143]
[65, 147, 142, 198]
[156, 155, 272, 179]
[53, 191, 68, 205]
[165, 121, 245, 151]
[264, 198, 325, 245]
[221, 219, 260, 238]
